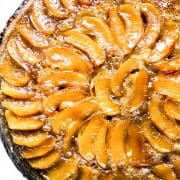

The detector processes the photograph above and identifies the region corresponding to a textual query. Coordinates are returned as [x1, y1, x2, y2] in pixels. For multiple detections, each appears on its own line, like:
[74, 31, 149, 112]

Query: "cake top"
[0, 0, 179, 179]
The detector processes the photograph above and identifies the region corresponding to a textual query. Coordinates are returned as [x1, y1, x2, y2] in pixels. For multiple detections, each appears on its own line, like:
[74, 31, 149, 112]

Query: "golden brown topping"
[0, 0, 179, 178]
[147, 174, 158, 180]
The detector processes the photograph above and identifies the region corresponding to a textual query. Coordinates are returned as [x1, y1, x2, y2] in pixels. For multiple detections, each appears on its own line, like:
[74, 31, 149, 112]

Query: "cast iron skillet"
[0, 0, 43, 179]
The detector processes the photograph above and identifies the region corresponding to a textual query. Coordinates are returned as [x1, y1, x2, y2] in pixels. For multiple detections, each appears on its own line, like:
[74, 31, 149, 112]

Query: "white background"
[0, 1, 26, 179]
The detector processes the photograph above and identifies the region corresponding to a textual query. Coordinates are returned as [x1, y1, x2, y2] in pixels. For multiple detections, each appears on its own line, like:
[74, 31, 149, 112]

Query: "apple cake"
[0, 0, 179, 179]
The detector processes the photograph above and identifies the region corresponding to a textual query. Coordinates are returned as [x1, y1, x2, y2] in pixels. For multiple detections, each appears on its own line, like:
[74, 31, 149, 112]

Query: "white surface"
[0, 1, 26, 179]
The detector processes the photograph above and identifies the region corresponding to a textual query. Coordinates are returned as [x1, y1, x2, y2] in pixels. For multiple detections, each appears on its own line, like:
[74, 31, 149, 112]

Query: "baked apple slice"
[29, 150, 60, 169]
[109, 8, 125, 56]
[77, 16, 115, 53]
[127, 69, 148, 111]
[94, 70, 120, 116]
[152, 163, 176, 180]
[7, 36, 42, 65]
[111, 58, 141, 96]
[99, 172, 128, 180]
[43, 88, 86, 116]
[46, 157, 78, 180]
[169, 155, 180, 179]
[61, 0, 77, 11]
[164, 99, 180, 121]
[141, 119, 173, 153]
[18, 23, 49, 49]
[38, 70, 89, 94]
[62, 119, 84, 152]
[148, 22, 178, 63]
[106, 120, 129, 167]
[2, 99, 42, 117]
[1, 80, 34, 100]
[52, 97, 99, 134]
[77, 113, 105, 161]
[94, 118, 109, 168]
[153, 74, 180, 102]
[98, 174, 114, 180]
[149, 94, 180, 140]
[78, 166, 95, 180]
[125, 123, 151, 167]
[22, 136, 56, 159]
[118, 4, 143, 54]
[44, 0, 69, 19]
[30, 0, 56, 35]
[138, 3, 161, 48]
[109, 4, 143, 55]
[153, 55, 180, 73]
[12, 131, 49, 147]
[45, 46, 93, 75]
[0, 58, 29, 87]
[77, 0, 91, 5]
[5, 110, 44, 131]
[63, 29, 106, 67]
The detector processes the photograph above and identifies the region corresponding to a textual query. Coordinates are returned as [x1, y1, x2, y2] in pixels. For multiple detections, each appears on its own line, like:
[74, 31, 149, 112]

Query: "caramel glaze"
[0, 0, 179, 179]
